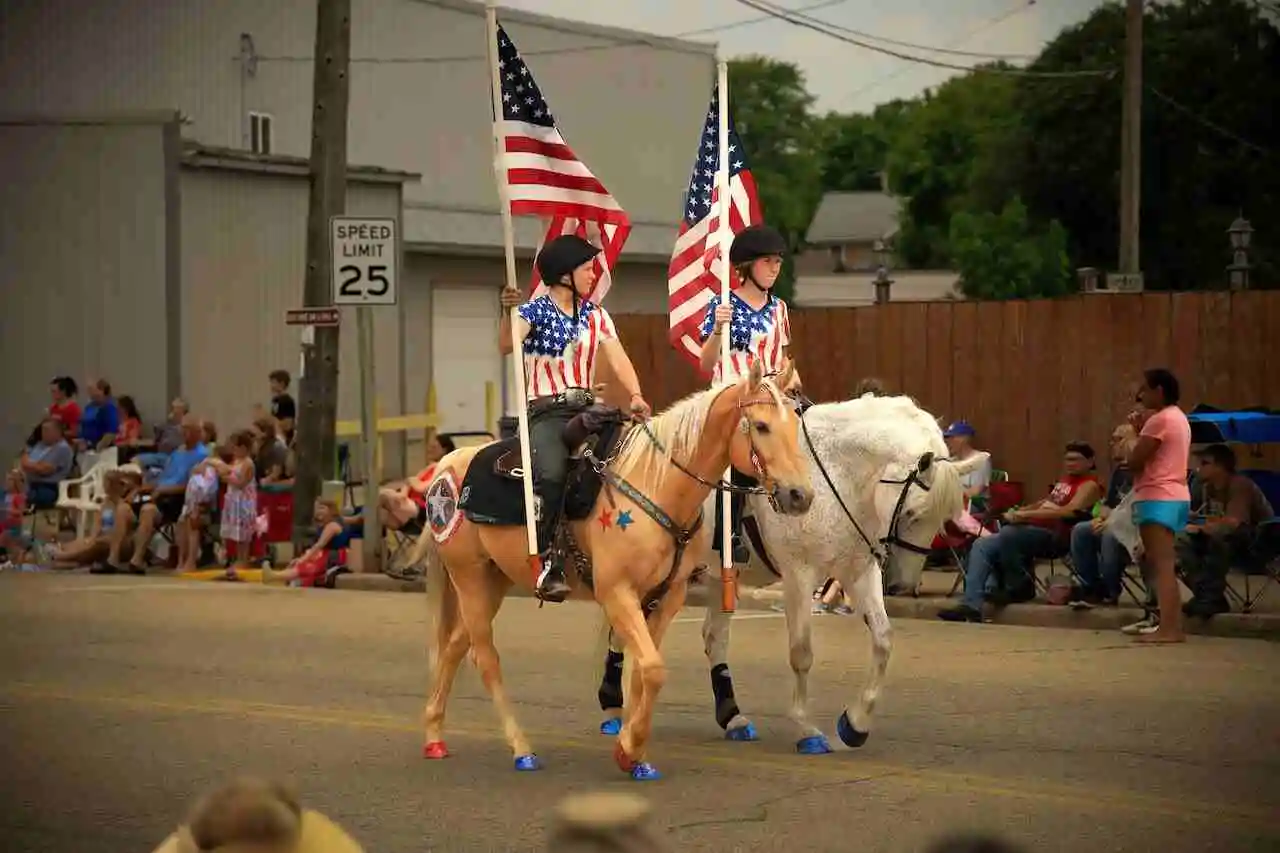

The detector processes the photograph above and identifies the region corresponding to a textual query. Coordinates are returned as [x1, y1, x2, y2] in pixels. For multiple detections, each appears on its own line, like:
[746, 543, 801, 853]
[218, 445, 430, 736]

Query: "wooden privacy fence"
[606, 291, 1280, 493]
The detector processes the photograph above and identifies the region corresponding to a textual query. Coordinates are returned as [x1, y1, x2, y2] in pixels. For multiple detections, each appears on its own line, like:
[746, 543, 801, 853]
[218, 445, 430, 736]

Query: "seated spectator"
[101, 415, 209, 575]
[251, 417, 291, 485]
[261, 499, 360, 587]
[133, 398, 190, 475]
[938, 441, 1104, 623]
[20, 418, 74, 507]
[78, 378, 121, 452]
[854, 376, 887, 397]
[1178, 443, 1275, 618]
[115, 395, 144, 448]
[375, 433, 457, 532]
[1, 469, 32, 566]
[1069, 424, 1137, 606]
[48, 470, 134, 568]
[943, 420, 991, 505]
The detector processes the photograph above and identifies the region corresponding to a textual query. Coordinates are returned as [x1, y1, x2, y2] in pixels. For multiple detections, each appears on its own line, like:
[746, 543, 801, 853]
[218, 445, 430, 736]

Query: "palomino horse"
[595, 393, 982, 754]
[409, 361, 814, 781]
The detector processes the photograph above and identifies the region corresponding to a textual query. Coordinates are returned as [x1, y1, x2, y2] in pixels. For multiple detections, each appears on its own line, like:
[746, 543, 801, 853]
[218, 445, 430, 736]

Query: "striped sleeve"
[777, 299, 792, 347]
[592, 304, 617, 341]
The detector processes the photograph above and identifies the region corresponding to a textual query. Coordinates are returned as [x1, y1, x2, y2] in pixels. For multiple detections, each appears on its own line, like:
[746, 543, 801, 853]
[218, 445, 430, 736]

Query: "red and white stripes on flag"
[494, 24, 631, 302]
[667, 86, 763, 368]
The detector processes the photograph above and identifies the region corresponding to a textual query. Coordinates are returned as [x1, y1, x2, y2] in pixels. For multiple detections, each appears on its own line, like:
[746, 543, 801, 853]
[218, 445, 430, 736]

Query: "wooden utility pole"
[293, 0, 351, 545]
[1118, 0, 1143, 276]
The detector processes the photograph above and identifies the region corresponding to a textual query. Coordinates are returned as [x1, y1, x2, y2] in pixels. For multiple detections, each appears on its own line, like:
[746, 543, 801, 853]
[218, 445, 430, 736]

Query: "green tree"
[813, 100, 917, 193]
[728, 56, 827, 300]
[949, 198, 1072, 299]
[1014, 0, 1279, 289]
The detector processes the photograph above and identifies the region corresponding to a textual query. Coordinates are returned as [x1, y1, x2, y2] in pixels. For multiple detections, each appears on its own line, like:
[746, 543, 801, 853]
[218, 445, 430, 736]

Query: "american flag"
[495, 23, 631, 303]
[667, 85, 763, 369]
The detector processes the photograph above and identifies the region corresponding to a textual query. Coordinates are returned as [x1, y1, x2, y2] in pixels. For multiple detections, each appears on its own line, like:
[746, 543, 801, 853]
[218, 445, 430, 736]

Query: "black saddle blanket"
[458, 405, 627, 527]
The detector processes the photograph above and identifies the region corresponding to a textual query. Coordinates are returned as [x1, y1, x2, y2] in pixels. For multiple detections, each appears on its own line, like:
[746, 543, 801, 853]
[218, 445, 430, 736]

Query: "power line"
[252, 0, 853, 65]
[1147, 86, 1272, 155]
[770, 0, 1039, 60]
[731, 0, 1114, 78]
[840, 0, 1041, 106]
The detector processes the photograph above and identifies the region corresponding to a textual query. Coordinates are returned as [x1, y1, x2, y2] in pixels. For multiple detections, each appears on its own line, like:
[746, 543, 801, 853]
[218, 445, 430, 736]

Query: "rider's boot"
[535, 481, 571, 603]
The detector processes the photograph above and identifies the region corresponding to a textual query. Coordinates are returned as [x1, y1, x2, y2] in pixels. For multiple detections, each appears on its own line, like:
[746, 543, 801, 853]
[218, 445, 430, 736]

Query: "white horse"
[594, 393, 983, 753]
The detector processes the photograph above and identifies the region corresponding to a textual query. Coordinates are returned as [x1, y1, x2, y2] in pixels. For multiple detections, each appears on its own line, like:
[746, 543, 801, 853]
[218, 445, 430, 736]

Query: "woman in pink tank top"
[1127, 368, 1192, 644]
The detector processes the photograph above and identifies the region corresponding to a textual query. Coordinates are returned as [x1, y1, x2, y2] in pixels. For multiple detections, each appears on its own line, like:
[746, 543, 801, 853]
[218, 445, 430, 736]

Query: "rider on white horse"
[498, 234, 653, 603]
[697, 224, 803, 562]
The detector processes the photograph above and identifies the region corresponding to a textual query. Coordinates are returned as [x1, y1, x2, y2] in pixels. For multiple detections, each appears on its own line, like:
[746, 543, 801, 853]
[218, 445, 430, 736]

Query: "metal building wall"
[0, 116, 177, 451]
[178, 169, 407, 473]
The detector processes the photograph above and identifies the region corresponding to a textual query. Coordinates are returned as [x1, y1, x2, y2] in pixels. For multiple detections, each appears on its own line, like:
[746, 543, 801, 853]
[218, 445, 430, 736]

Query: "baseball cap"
[943, 420, 975, 438]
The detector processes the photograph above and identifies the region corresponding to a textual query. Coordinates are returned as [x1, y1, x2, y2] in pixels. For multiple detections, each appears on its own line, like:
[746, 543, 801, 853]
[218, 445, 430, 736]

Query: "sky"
[499, 0, 1111, 114]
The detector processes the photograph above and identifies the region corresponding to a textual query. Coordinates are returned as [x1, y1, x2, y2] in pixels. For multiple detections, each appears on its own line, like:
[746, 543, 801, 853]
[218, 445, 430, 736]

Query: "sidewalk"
[331, 567, 1280, 641]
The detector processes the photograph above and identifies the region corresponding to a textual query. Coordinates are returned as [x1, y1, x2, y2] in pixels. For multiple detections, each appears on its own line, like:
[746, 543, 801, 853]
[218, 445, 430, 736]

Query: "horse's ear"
[917, 452, 935, 473]
[777, 359, 796, 391]
[747, 359, 764, 391]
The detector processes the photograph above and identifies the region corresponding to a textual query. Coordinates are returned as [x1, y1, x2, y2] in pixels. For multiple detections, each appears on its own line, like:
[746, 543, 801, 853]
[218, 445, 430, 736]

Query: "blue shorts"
[1133, 500, 1189, 534]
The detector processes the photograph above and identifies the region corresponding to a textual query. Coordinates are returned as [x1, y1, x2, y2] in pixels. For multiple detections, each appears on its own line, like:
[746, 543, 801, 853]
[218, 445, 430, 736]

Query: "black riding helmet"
[535, 234, 601, 287]
[729, 224, 787, 266]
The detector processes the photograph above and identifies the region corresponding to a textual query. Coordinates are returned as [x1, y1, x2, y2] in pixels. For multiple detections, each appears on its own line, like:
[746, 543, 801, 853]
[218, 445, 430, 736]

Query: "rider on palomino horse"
[498, 234, 652, 603]
[696, 224, 802, 563]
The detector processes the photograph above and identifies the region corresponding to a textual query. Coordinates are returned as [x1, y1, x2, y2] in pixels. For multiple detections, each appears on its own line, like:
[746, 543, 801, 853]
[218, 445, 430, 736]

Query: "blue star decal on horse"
[616, 510, 633, 531]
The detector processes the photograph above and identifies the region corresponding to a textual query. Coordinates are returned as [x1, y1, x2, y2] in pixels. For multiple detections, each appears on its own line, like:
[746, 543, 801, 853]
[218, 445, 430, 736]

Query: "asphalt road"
[1, 573, 1278, 853]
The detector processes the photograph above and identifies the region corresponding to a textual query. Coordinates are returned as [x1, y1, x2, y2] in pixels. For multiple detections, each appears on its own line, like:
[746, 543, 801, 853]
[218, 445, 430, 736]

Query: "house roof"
[403, 203, 677, 261]
[794, 271, 961, 307]
[805, 191, 900, 245]
[181, 143, 421, 184]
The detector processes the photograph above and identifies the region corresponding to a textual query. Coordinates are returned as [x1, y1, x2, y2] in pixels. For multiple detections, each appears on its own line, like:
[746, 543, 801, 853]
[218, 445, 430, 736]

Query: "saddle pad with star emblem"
[457, 417, 627, 527]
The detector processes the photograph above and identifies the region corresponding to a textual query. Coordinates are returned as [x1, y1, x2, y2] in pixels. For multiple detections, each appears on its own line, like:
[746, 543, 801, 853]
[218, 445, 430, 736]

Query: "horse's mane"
[610, 382, 734, 491]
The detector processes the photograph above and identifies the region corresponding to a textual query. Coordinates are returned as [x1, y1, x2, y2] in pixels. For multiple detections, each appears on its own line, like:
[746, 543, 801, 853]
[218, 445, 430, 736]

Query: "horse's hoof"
[513, 753, 543, 772]
[725, 722, 758, 742]
[836, 711, 870, 748]
[613, 742, 636, 773]
[630, 762, 662, 782]
[423, 741, 449, 760]
[795, 734, 833, 755]
[600, 717, 623, 736]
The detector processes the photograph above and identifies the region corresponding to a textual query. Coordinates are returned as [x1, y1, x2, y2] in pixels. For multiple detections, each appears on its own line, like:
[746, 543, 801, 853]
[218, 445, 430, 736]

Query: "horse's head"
[877, 449, 983, 585]
[726, 361, 814, 515]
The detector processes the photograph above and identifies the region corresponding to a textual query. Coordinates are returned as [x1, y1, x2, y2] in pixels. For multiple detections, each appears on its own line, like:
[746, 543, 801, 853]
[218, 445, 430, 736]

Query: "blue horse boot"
[725, 722, 759, 742]
[631, 762, 662, 781]
[836, 710, 869, 748]
[514, 753, 543, 772]
[795, 734, 833, 754]
[600, 717, 623, 736]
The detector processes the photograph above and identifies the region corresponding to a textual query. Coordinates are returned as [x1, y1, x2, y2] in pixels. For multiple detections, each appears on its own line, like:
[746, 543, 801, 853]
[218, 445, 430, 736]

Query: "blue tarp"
[1187, 411, 1280, 445]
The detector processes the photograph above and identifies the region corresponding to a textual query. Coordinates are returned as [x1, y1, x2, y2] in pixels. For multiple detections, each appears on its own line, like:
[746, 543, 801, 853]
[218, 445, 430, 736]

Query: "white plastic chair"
[56, 448, 118, 540]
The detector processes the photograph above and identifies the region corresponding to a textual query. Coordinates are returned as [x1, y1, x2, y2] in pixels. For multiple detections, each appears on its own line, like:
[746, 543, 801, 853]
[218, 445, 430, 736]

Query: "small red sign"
[285, 308, 341, 326]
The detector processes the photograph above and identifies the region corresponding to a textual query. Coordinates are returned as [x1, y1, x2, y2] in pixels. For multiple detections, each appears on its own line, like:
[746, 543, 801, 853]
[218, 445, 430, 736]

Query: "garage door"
[432, 283, 504, 435]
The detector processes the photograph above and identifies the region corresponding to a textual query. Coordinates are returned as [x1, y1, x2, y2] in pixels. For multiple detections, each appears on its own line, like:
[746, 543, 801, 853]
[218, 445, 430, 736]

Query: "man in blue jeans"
[938, 441, 1104, 623]
[1069, 424, 1136, 606]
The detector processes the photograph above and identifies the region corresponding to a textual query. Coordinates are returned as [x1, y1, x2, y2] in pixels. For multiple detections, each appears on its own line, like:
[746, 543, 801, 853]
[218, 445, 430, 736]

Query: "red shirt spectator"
[47, 376, 81, 440]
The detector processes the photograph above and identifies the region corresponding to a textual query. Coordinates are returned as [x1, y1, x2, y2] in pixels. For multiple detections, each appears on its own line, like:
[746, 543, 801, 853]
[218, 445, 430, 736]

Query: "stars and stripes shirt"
[517, 295, 617, 399]
[698, 291, 791, 384]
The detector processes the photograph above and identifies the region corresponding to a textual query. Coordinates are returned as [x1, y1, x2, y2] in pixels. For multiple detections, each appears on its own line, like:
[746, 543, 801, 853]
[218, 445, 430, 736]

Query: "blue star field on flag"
[682, 86, 750, 228]
[495, 25, 555, 128]
[518, 296, 598, 357]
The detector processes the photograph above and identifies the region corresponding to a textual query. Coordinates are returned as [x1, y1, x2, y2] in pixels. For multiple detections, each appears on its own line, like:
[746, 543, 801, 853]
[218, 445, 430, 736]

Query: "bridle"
[798, 410, 938, 567]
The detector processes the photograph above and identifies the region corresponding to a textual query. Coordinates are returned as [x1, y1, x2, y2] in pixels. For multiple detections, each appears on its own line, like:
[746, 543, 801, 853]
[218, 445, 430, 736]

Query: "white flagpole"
[486, 0, 541, 580]
[715, 58, 736, 615]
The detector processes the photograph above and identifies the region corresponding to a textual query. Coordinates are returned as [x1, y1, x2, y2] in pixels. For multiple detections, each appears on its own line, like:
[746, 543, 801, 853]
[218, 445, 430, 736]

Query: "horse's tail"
[422, 539, 457, 684]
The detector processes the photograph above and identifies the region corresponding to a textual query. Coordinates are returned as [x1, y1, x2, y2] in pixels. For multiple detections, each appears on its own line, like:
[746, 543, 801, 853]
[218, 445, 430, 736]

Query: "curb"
[331, 572, 1280, 640]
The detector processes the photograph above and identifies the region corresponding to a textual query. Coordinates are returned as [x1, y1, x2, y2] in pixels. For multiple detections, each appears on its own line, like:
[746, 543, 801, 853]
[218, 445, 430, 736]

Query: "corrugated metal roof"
[403, 204, 678, 259]
[181, 143, 421, 184]
[805, 191, 901, 245]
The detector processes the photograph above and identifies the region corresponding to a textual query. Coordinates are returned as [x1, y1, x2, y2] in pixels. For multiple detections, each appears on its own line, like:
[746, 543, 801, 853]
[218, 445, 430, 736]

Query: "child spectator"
[269, 369, 297, 445]
[261, 499, 358, 588]
[178, 457, 222, 573]
[0, 470, 31, 568]
[115, 395, 144, 446]
[208, 430, 257, 578]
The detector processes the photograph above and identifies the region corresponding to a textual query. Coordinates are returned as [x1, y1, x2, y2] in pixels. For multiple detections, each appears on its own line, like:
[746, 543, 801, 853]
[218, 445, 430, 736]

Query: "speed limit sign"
[330, 216, 398, 306]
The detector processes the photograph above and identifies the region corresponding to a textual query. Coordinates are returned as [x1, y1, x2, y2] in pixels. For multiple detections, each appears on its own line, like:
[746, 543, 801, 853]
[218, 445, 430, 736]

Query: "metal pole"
[1118, 0, 1143, 274]
[357, 306, 381, 571]
[293, 0, 351, 546]
[486, 0, 541, 580]
[715, 59, 736, 615]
